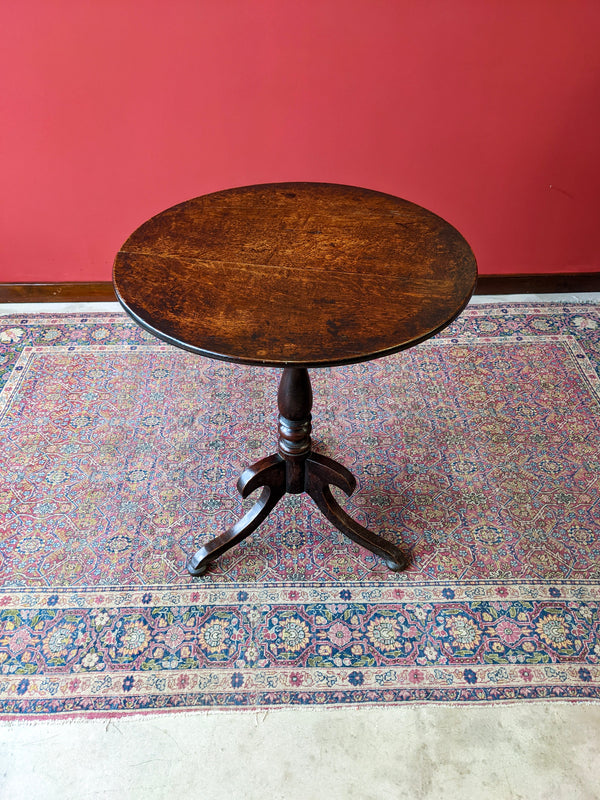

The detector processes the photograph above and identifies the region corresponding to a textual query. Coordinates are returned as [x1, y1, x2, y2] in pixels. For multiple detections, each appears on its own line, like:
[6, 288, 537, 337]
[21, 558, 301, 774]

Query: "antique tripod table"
[113, 183, 477, 576]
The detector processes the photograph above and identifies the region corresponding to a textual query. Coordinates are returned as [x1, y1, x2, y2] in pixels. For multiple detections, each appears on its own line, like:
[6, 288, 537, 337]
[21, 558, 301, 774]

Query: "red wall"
[2, 0, 599, 282]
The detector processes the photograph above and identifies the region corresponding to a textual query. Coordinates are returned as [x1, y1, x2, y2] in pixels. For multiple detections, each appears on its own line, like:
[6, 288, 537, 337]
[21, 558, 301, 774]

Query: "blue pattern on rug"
[0, 303, 599, 714]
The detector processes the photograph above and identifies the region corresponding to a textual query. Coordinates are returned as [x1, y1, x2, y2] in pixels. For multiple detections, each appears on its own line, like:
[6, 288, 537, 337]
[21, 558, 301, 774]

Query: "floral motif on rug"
[0, 303, 599, 715]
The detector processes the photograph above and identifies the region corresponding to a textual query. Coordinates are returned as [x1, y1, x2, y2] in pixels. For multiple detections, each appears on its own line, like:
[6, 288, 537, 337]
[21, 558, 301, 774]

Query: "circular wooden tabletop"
[113, 183, 477, 368]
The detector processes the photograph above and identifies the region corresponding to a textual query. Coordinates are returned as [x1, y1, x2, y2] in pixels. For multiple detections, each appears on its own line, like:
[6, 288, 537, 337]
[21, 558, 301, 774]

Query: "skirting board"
[0, 274, 599, 303]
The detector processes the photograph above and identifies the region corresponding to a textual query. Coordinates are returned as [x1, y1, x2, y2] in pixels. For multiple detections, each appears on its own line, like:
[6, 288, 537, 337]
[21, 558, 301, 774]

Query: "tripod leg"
[187, 454, 286, 576]
[306, 453, 408, 571]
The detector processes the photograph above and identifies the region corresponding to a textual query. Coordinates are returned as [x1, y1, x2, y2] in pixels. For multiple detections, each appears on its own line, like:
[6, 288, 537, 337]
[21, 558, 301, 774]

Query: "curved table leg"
[187, 454, 286, 576]
[306, 453, 408, 571]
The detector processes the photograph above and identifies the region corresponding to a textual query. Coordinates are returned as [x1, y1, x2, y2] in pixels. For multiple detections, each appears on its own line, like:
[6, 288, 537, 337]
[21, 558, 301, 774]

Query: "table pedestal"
[187, 367, 408, 576]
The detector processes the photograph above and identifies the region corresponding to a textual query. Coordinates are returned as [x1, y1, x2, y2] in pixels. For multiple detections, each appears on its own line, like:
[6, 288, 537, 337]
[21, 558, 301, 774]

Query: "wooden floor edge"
[0, 274, 599, 303]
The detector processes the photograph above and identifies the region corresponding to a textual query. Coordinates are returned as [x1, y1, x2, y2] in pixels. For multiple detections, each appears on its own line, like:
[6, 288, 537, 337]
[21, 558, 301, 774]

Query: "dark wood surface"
[113, 183, 477, 367]
[113, 182, 475, 574]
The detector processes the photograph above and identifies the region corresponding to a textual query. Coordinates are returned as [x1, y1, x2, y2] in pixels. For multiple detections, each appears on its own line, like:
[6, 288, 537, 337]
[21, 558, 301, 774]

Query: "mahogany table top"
[113, 183, 477, 367]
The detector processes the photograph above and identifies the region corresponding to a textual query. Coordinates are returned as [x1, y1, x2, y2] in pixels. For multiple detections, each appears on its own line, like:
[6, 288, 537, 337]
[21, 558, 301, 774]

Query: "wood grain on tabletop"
[113, 183, 477, 367]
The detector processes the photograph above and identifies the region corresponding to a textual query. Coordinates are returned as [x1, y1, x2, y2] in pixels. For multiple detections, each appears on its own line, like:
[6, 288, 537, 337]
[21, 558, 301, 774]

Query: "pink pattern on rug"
[0, 303, 598, 714]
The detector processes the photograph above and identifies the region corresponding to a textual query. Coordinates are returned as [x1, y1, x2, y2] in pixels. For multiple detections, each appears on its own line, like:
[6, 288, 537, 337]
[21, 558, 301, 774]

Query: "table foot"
[187, 455, 285, 576]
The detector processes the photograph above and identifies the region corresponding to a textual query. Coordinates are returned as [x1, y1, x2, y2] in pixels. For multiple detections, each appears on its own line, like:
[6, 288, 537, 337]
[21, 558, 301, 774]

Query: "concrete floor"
[1, 294, 599, 800]
[2, 704, 600, 800]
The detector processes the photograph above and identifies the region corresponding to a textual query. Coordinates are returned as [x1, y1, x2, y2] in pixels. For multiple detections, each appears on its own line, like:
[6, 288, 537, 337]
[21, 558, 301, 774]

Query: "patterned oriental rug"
[0, 302, 599, 717]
